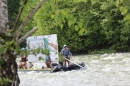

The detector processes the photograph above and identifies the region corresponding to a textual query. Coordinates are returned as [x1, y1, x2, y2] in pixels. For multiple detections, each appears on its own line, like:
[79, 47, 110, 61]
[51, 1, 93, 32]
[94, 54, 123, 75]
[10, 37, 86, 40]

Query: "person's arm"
[68, 49, 71, 58]
[69, 51, 72, 56]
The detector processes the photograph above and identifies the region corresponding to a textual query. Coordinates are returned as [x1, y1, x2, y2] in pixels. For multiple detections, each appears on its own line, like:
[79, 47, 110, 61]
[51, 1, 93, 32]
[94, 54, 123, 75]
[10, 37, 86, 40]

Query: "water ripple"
[19, 53, 130, 86]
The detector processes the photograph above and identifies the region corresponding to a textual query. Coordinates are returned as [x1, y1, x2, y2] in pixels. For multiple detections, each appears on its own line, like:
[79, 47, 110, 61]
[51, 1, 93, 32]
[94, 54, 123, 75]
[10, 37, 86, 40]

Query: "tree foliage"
[20, 0, 130, 53]
[19, 0, 40, 34]
[7, 0, 21, 28]
[0, 0, 47, 86]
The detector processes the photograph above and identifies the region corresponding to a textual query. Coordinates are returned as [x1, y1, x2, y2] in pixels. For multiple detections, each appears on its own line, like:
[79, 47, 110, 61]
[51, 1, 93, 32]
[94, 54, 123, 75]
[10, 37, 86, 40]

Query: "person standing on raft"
[61, 45, 72, 66]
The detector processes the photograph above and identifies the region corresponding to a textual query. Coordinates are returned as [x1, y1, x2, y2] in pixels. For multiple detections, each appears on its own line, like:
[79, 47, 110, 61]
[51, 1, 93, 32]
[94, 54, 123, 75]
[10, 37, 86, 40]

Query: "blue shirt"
[61, 48, 72, 56]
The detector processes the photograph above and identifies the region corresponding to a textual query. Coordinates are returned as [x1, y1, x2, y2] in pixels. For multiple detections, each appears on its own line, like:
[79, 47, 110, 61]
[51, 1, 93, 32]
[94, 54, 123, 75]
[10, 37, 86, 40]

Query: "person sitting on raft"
[19, 55, 28, 69]
[45, 54, 52, 68]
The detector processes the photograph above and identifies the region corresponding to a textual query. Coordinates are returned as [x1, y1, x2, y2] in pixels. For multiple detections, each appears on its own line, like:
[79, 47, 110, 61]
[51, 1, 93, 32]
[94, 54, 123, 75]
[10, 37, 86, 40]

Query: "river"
[18, 53, 130, 86]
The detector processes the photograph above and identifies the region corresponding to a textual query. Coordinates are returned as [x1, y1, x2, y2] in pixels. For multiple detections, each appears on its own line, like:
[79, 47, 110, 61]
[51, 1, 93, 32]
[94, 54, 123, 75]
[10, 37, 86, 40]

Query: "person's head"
[63, 44, 67, 48]
[21, 48, 25, 50]
[22, 55, 25, 58]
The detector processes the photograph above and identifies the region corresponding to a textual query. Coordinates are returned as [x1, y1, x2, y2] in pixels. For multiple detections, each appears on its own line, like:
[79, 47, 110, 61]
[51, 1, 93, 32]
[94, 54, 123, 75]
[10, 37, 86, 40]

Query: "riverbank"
[88, 49, 116, 54]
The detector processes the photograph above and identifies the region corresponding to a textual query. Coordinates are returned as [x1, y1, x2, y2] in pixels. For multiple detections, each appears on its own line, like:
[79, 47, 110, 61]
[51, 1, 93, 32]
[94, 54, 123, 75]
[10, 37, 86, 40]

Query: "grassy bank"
[88, 49, 116, 54]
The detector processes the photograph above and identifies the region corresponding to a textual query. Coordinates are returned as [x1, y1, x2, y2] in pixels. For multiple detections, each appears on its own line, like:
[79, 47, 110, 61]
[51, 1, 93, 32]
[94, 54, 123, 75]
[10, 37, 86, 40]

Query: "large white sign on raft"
[26, 34, 59, 68]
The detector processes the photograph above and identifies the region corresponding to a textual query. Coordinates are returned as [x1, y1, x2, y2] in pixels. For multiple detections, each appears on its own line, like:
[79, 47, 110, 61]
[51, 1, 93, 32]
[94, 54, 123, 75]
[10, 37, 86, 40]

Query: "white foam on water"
[18, 53, 130, 86]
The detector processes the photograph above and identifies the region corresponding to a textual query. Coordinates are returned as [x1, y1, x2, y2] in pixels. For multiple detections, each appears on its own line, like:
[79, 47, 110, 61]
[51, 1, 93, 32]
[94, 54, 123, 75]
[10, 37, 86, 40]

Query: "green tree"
[7, 0, 21, 28]
[0, 0, 47, 86]
[21, 0, 130, 53]
[33, 0, 89, 52]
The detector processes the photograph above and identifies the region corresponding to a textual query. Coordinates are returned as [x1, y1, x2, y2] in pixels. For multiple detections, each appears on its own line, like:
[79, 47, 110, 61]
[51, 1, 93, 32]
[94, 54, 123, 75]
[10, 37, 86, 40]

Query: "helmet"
[21, 48, 25, 50]
[63, 44, 67, 48]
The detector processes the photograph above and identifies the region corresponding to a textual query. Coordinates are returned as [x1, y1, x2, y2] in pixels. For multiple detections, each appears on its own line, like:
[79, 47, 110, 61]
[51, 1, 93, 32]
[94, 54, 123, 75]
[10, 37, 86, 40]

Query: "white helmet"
[63, 44, 67, 48]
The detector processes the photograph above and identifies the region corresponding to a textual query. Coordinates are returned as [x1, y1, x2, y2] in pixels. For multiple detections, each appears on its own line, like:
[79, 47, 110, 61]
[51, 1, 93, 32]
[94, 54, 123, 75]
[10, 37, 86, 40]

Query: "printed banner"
[26, 34, 58, 63]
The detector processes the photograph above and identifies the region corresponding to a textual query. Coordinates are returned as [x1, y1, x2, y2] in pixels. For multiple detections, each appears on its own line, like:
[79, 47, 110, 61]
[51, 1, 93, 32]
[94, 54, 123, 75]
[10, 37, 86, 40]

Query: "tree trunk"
[0, 0, 9, 34]
[15, 0, 46, 42]
[0, 0, 47, 85]
[17, 27, 38, 44]
[0, 0, 20, 86]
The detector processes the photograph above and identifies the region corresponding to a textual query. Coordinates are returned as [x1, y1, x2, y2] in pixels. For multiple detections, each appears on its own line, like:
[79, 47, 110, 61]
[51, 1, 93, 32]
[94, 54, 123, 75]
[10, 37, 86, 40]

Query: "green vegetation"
[1, 0, 129, 85]
[88, 49, 116, 54]
[0, 78, 12, 86]
[58, 53, 65, 62]
[13, 0, 130, 54]
[0, 58, 5, 69]
[7, 0, 21, 28]
[25, 48, 50, 56]
[38, 56, 44, 61]
[0, 0, 47, 85]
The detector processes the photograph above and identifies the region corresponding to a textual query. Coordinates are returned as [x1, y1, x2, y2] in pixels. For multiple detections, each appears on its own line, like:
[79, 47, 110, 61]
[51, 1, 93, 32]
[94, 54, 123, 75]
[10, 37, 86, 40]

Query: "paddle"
[64, 58, 84, 68]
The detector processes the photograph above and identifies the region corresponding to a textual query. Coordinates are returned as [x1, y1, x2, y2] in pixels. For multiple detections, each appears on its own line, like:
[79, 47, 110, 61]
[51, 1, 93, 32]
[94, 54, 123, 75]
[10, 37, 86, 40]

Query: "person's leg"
[66, 57, 70, 65]
[59, 62, 63, 66]
[46, 61, 51, 68]
[21, 62, 24, 69]
[23, 62, 27, 69]
[63, 60, 65, 66]
[25, 63, 27, 69]
[68, 58, 70, 65]
[62, 56, 66, 66]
